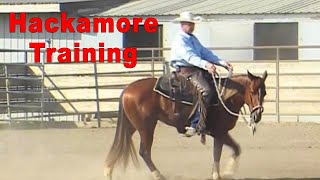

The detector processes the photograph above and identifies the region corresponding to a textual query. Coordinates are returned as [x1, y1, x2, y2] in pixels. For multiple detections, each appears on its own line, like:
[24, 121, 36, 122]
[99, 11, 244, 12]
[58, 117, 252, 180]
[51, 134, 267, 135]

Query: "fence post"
[4, 65, 11, 122]
[162, 59, 167, 75]
[151, 49, 155, 78]
[24, 51, 28, 63]
[93, 61, 101, 128]
[24, 51, 28, 121]
[41, 52, 45, 122]
[276, 48, 280, 123]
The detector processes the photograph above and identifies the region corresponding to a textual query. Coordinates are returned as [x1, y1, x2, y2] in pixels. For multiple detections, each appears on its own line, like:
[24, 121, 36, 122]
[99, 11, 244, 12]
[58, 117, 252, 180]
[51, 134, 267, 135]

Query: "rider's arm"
[197, 39, 228, 68]
[172, 36, 209, 70]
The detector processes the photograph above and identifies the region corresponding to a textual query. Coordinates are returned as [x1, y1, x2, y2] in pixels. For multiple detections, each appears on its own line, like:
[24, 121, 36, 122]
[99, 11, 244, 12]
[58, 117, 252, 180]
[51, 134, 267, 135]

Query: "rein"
[211, 70, 257, 135]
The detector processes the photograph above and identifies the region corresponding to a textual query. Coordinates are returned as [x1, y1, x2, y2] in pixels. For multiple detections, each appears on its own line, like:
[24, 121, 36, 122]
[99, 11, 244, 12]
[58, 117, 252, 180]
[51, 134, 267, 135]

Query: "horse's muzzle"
[250, 106, 264, 123]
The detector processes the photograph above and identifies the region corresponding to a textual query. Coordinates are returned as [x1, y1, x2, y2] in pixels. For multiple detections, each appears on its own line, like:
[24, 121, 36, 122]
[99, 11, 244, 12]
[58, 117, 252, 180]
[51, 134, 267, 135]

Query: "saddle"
[153, 72, 195, 106]
[153, 70, 239, 132]
[153, 71, 200, 132]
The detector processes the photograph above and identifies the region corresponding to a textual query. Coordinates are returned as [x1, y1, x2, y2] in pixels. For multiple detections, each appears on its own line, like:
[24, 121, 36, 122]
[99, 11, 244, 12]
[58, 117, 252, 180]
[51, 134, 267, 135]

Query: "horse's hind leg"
[138, 121, 164, 180]
[104, 125, 136, 180]
[222, 133, 241, 178]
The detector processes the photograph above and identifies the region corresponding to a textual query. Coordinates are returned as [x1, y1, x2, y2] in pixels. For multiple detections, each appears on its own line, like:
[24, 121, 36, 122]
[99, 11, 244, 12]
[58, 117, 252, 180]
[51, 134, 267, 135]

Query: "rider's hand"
[205, 62, 216, 75]
[225, 61, 233, 71]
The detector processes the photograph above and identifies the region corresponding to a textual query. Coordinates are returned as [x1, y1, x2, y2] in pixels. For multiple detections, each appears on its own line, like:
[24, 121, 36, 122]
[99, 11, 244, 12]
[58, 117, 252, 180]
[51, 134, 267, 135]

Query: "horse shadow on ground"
[165, 176, 320, 180]
[168, 177, 320, 180]
[205, 178, 320, 180]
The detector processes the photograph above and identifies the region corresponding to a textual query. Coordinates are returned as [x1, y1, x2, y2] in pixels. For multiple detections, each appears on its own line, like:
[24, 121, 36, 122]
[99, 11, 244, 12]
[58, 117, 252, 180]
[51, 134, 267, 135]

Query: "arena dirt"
[1, 121, 320, 180]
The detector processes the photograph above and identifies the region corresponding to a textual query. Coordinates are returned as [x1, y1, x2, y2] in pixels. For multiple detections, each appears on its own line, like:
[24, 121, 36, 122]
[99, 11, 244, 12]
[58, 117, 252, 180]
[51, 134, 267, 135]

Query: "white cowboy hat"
[172, 11, 205, 23]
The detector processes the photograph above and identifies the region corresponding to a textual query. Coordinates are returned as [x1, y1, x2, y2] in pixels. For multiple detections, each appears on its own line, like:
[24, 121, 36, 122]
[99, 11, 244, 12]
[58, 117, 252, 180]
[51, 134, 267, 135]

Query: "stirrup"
[196, 125, 210, 135]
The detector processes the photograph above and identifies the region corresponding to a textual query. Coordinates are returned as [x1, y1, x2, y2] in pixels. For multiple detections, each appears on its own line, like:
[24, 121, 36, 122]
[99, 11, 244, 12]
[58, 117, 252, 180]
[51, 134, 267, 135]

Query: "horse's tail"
[105, 90, 139, 169]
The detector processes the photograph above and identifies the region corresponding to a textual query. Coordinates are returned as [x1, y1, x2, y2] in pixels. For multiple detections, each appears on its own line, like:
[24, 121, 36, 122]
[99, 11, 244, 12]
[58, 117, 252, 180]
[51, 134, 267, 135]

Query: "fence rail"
[1, 45, 320, 125]
[0, 47, 167, 125]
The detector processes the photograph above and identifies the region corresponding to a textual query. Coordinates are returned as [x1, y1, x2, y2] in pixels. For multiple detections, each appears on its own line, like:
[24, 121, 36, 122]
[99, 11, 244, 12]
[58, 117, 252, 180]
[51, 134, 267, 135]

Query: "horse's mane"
[216, 74, 249, 101]
[218, 73, 266, 101]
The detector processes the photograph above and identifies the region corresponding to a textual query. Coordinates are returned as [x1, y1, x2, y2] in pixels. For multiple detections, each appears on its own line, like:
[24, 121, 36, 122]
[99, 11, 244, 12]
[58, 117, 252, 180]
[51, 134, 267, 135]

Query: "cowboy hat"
[172, 11, 205, 23]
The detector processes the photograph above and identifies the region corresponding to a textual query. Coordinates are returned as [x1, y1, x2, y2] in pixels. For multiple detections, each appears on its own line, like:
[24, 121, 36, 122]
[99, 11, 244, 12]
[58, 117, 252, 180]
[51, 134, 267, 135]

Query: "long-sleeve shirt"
[170, 30, 227, 70]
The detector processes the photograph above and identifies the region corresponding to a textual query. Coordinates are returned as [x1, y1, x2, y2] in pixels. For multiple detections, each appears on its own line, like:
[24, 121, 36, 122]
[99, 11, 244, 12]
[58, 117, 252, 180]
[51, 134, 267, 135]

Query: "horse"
[103, 69, 268, 180]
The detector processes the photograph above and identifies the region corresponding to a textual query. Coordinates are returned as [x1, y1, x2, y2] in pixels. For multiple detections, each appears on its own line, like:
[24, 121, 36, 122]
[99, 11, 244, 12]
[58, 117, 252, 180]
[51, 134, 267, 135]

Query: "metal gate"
[0, 48, 167, 127]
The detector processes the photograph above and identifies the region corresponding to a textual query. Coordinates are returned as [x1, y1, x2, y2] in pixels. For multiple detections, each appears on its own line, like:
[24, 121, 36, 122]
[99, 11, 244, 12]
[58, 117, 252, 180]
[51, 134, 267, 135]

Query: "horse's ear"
[247, 70, 255, 80]
[262, 70, 268, 82]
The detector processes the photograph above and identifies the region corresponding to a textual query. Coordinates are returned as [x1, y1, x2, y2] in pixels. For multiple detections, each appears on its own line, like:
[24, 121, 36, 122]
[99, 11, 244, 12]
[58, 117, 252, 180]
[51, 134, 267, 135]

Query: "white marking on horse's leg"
[212, 172, 221, 180]
[104, 167, 113, 180]
[151, 170, 162, 180]
[212, 162, 221, 180]
[223, 156, 239, 177]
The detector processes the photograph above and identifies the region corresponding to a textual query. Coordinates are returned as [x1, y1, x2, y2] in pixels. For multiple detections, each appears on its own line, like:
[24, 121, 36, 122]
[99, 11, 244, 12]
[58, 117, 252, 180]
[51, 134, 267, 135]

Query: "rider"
[170, 11, 233, 137]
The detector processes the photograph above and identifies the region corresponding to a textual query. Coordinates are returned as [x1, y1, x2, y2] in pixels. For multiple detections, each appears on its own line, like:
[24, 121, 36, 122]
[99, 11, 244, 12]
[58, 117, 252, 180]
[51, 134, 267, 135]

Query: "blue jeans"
[190, 109, 200, 129]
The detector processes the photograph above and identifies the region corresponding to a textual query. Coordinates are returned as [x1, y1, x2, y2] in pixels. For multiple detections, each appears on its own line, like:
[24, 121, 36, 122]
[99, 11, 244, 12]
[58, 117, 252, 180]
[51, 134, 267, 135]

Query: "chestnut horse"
[104, 70, 268, 180]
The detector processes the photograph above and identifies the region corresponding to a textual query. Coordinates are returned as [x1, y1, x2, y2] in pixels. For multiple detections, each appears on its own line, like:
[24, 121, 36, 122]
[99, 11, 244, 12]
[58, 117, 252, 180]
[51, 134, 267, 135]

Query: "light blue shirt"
[170, 30, 227, 70]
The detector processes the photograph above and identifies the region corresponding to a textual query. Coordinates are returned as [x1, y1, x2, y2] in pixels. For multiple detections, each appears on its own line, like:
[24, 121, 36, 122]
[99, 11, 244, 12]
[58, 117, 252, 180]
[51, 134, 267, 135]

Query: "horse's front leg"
[223, 133, 241, 178]
[212, 136, 223, 180]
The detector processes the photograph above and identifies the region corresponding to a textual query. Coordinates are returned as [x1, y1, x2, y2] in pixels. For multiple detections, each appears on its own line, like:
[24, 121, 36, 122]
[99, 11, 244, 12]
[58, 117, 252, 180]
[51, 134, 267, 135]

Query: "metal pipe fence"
[0, 48, 167, 126]
[0, 45, 320, 124]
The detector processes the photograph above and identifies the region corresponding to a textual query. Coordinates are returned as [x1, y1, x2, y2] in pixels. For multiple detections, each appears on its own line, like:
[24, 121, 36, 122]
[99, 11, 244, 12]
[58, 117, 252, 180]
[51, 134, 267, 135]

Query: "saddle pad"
[153, 76, 194, 105]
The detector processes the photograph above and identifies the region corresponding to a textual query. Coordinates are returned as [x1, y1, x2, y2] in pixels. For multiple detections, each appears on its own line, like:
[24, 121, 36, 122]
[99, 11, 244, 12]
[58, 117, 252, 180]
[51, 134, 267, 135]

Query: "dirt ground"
[1, 121, 320, 180]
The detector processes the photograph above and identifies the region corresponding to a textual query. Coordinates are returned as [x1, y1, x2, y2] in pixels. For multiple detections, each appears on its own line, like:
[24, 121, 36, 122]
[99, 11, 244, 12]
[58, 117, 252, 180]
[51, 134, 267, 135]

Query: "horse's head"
[244, 70, 268, 124]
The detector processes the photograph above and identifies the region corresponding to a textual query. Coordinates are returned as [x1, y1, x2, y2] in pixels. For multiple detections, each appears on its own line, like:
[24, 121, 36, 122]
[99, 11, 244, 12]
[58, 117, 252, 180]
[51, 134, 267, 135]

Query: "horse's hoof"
[223, 157, 239, 177]
[212, 172, 221, 180]
[104, 174, 112, 180]
[104, 167, 113, 180]
[151, 170, 165, 180]
[223, 168, 235, 178]
[105, 176, 112, 180]
[222, 171, 234, 179]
